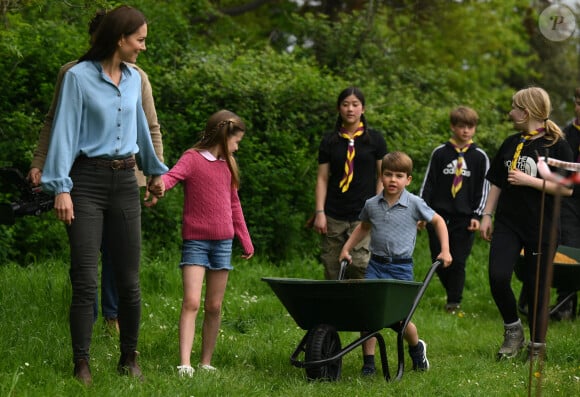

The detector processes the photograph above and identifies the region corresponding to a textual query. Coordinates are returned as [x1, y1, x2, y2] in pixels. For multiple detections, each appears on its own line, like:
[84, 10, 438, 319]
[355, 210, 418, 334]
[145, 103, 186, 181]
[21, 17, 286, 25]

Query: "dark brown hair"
[79, 5, 146, 62]
[88, 9, 107, 36]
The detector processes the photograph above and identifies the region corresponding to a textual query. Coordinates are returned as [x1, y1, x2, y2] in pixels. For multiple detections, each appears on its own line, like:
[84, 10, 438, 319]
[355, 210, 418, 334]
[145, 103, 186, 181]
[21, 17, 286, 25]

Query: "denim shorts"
[180, 239, 233, 270]
[365, 258, 414, 281]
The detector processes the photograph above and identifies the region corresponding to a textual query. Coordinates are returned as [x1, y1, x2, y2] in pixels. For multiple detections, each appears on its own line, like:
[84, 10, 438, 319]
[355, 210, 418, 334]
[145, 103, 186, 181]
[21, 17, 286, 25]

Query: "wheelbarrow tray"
[262, 278, 421, 332]
[551, 245, 580, 292]
[516, 245, 580, 292]
[516, 245, 580, 315]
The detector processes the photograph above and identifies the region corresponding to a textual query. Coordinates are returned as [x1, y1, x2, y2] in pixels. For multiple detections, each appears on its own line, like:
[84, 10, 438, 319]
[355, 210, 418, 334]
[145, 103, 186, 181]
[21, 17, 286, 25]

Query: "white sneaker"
[198, 364, 217, 371]
[177, 365, 194, 377]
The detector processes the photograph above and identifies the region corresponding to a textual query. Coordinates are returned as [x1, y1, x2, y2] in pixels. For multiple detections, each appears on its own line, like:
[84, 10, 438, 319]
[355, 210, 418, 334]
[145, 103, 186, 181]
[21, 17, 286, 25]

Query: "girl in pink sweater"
[158, 110, 254, 377]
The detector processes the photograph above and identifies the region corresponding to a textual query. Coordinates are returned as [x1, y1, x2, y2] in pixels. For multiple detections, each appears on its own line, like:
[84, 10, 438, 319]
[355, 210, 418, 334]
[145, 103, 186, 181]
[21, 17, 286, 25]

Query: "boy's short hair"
[574, 87, 580, 99]
[381, 151, 413, 175]
[450, 106, 479, 127]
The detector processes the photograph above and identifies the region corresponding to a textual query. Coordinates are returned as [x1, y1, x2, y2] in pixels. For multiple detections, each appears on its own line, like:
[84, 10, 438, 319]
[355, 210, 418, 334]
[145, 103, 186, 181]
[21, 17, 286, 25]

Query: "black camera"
[0, 167, 54, 225]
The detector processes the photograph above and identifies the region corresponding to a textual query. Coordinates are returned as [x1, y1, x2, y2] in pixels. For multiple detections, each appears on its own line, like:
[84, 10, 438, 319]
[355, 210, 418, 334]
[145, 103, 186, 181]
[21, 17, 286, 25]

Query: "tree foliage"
[0, 0, 577, 263]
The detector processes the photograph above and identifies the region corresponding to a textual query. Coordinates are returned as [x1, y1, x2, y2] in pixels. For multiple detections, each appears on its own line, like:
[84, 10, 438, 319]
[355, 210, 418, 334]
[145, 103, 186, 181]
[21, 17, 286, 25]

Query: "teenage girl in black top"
[313, 87, 387, 280]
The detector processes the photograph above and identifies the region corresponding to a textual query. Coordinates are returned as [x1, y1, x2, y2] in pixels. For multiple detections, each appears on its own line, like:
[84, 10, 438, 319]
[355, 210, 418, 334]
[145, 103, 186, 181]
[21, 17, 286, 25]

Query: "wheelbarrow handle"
[401, 259, 442, 332]
[338, 259, 348, 280]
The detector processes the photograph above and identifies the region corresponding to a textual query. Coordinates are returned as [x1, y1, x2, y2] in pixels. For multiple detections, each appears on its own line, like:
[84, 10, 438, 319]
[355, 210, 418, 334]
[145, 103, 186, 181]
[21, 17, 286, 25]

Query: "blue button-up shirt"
[360, 189, 435, 259]
[42, 60, 167, 194]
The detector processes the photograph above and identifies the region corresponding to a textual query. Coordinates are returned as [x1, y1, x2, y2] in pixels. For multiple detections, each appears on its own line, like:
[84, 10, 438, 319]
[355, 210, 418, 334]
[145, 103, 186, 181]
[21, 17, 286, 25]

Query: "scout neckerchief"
[573, 118, 580, 162]
[338, 122, 365, 192]
[510, 128, 545, 170]
[450, 138, 473, 198]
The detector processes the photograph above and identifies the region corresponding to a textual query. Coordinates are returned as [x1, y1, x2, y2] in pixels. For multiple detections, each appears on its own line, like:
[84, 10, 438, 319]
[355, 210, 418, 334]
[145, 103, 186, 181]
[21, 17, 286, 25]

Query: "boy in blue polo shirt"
[340, 151, 452, 375]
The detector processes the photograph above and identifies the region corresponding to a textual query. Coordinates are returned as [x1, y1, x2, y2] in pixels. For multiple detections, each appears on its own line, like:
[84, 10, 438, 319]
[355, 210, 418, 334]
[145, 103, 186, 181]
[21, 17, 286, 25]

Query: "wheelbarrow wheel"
[304, 324, 342, 381]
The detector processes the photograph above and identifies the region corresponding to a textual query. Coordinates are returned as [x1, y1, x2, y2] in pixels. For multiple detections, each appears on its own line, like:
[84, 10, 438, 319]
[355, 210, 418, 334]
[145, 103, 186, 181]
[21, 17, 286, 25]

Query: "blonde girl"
[480, 87, 573, 360]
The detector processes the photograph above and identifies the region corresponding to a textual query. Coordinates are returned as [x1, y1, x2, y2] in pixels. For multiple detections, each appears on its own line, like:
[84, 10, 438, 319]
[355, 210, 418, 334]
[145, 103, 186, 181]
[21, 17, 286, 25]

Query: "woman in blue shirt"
[41, 5, 167, 385]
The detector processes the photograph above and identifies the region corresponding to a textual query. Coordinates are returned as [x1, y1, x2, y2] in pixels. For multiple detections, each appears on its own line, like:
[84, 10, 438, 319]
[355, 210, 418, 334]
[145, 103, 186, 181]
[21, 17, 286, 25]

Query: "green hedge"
[0, 0, 549, 264]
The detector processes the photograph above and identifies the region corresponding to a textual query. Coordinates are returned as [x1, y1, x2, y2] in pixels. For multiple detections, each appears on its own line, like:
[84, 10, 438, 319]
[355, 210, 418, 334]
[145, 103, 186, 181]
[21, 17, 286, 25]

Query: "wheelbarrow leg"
[396, 329, 405, 380]
[290, 331, 311, 366]
[549, 291, 576, 316]
[396, 260, 442, 380]
[373, 332, 391, 381]
[402, 260, 442, 333]
[339, 331, 391, 381]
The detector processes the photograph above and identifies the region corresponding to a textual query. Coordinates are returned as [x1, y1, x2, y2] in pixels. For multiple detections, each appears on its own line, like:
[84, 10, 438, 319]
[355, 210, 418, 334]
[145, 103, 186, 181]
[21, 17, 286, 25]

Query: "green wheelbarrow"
[262, 260, 442, 382]
[516, 245, 580, 316]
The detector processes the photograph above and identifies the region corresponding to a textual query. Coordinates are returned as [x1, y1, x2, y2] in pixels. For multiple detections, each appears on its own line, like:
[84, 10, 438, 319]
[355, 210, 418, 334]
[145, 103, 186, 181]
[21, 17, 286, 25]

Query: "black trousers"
[489, 223, 550, 343]
[427, 217, 475, 304]
[66, 161, 141, 361]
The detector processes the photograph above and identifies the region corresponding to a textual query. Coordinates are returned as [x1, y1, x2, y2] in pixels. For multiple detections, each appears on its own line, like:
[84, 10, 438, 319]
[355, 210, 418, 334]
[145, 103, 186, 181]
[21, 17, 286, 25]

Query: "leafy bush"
[0, 14, 86, 264]
[0, 0, 571, 264]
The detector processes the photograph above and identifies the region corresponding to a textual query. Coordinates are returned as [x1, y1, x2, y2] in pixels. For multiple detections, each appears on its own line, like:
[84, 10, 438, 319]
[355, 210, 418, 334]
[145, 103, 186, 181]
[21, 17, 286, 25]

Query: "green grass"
[1, 233, 580, 396]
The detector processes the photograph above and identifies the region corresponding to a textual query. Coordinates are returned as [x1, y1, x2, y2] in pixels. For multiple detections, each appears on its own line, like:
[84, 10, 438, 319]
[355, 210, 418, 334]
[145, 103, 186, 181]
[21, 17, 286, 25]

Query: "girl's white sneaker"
[198, 364, 217, 371]
[177, 365, 194, 377]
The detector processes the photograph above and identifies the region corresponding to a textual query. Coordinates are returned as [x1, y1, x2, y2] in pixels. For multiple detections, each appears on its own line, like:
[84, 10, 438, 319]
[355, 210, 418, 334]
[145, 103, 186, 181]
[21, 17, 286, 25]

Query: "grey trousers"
[66, 160, 141, 361]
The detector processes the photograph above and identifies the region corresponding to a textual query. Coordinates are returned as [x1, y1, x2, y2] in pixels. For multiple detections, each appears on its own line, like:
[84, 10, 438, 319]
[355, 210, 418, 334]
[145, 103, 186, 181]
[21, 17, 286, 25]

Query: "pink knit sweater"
[161, 149, 253, 255]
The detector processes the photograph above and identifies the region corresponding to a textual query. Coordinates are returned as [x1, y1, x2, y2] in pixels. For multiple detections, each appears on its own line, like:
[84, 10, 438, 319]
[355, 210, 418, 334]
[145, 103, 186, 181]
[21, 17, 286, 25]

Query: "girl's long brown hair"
[194, 109, 245, 188]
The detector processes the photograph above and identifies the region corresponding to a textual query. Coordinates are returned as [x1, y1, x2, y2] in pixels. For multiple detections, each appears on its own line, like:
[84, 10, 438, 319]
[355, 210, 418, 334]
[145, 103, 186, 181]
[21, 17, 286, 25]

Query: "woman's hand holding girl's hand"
[143, 188, 158, 207]
[148, 176, 165, 198]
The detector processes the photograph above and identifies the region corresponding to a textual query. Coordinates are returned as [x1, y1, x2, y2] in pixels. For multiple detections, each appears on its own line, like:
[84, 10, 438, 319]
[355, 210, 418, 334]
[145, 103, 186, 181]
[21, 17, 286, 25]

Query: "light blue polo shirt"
[359, 189, 435, 259]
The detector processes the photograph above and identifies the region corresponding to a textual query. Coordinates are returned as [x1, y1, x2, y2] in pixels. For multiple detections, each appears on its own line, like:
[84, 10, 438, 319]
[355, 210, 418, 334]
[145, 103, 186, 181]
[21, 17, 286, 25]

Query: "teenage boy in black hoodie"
[420, 106, 490, 312]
